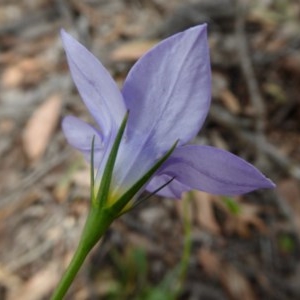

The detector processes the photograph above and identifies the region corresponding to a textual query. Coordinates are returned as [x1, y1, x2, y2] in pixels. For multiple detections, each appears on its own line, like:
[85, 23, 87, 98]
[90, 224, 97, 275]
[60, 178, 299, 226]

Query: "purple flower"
[61, 24, 275, 203]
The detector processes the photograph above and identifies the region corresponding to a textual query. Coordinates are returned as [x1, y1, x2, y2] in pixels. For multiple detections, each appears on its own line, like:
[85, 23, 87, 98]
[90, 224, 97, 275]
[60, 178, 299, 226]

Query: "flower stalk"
[50, 208, 113, 300]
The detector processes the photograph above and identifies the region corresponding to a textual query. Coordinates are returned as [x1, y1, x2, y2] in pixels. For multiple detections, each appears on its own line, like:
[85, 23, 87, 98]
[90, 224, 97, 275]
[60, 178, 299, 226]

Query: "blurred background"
[0, 0, 300, 299]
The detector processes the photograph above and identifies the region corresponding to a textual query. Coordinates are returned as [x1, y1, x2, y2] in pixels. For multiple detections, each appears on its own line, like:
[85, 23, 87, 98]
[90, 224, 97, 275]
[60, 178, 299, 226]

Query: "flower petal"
[62, 116, 104, 166]
[61, 30, 126, 136]
[146, 174, 191, 198]
[122, 24, 211, 153]
[112, 137, 158, 193]
[153, 145, 275, 196]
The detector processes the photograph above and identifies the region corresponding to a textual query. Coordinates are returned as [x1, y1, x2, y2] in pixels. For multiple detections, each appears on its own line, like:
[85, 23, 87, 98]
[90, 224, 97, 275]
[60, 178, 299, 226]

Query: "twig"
[235, 2, 266, 133]
[0, 148, 71, 212]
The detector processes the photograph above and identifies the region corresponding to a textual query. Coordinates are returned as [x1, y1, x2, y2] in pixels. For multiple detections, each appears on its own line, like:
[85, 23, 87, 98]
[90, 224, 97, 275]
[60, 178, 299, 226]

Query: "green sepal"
[111, 140, 178, 216]
[94, 112, 129, 209]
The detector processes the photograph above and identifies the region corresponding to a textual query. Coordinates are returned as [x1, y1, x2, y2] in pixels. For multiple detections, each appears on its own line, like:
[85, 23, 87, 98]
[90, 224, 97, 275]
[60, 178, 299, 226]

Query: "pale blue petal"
[146, 174, 191, 198]
[153, 145, 275, 196]
[61, 30, 126, 136]
[122, 24, 211, 155]
[112, 137, 158, 195]
[62, 116, 104, 166]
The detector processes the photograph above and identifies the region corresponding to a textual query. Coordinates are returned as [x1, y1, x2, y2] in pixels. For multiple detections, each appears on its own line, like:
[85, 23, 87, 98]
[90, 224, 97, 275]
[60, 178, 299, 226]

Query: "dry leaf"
[1, 57, 46, 88]
[193, 191, 220, 235]
[197, 248, 222, 277]
[22, 94, 62, 163]
[111, 40, 158, 62]
[1, 64, 23, 88]
[220, 264, 257, 300]
[220, 89, 241, 114]
[277, 179, 300, 232]
[8, 263, 59, 300]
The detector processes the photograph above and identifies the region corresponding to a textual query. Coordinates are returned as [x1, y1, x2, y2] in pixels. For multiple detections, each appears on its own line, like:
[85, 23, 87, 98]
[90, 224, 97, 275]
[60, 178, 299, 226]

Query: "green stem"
[173, 193, 192, 298]
[51, 208, 113, 300]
